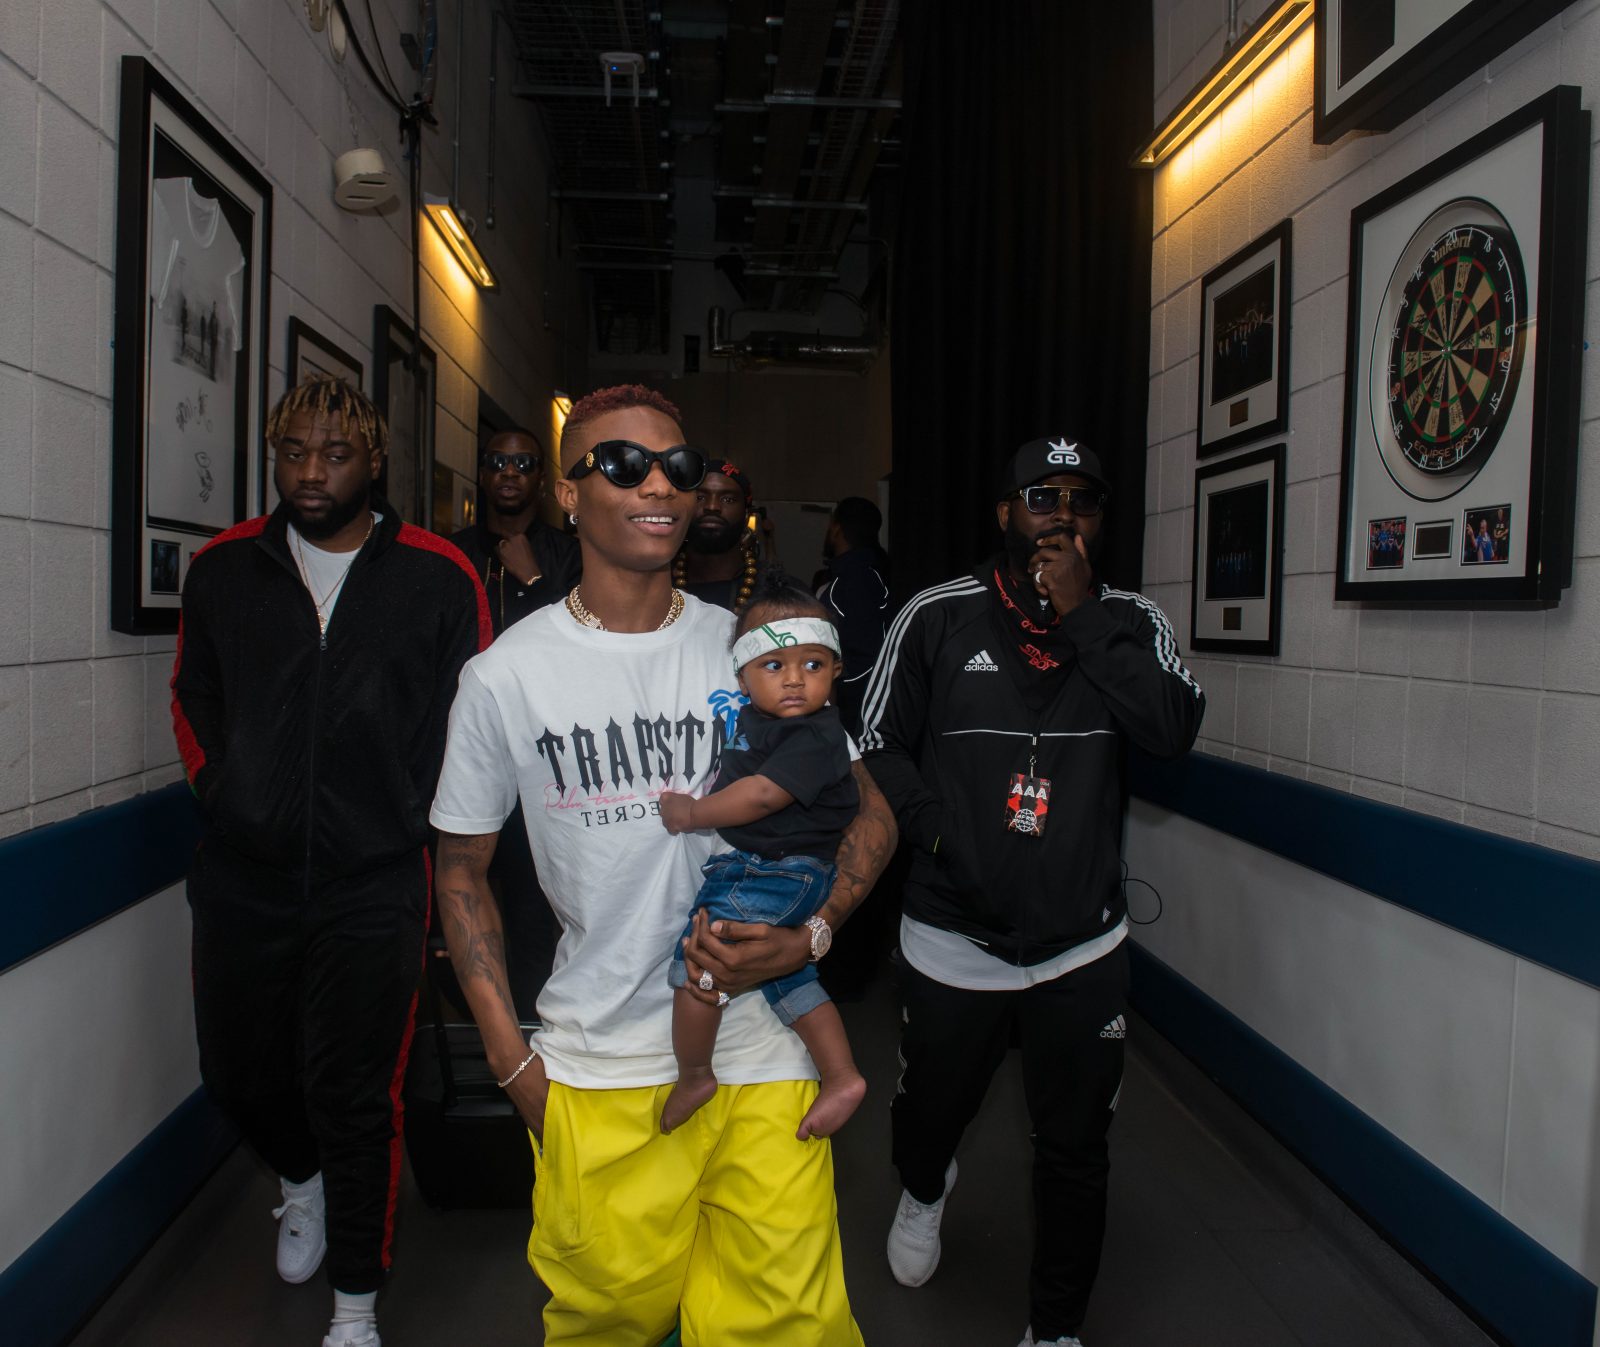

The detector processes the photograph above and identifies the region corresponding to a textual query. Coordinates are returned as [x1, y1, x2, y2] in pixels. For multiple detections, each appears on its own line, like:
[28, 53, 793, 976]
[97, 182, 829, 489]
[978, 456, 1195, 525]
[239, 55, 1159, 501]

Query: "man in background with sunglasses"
[451, 429, 581, 638]
[447, 429, 581, 1019]
[860, 436, 1205, 1347]
[430, 384, 896, 1346]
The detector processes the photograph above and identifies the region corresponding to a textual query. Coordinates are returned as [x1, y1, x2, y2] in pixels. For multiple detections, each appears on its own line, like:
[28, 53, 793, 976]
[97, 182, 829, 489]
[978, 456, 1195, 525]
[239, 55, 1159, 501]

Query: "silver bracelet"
[497, 1049, 538, 1090]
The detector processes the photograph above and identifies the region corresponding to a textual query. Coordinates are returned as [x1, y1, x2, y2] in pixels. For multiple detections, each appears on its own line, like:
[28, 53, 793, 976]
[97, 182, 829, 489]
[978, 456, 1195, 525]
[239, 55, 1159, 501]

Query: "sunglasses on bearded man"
[1014, 484, 1107, 517]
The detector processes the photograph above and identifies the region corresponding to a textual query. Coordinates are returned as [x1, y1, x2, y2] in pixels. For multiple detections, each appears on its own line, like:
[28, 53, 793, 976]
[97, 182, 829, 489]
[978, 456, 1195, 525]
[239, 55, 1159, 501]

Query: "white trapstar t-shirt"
[429, 594, 817, 1090]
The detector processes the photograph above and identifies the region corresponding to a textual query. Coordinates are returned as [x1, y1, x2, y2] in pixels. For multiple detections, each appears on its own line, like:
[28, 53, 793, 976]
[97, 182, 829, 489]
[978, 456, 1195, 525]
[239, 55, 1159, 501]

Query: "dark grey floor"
[70, 966, 1493, 1347]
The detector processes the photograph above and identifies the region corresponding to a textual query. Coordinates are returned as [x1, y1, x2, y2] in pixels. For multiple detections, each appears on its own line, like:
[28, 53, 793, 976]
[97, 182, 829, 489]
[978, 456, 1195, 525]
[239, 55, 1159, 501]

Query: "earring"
[568, 512, 578, 525]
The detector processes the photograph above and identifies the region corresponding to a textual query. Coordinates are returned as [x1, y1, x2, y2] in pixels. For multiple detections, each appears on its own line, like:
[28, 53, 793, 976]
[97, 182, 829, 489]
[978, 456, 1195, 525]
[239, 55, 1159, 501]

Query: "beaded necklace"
[673, 543, 758, 614]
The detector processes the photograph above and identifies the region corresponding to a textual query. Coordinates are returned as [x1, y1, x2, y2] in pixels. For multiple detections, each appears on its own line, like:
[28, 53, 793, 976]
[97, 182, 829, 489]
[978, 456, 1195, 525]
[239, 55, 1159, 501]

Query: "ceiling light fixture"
[423, 193, 497, 290]
[1132, 0, 1313, 168]
[600, 51, 645, 108]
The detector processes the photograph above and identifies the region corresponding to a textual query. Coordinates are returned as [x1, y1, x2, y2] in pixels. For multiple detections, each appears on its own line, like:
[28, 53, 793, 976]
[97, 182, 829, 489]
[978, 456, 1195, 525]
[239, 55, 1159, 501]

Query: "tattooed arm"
[681, 759, 898, 1001]
[434, 829, 548, 1134]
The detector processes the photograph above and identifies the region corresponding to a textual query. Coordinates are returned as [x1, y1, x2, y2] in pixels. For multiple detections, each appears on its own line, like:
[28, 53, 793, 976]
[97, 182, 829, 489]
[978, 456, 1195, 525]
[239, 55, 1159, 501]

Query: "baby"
[658, 574, 868, 1140]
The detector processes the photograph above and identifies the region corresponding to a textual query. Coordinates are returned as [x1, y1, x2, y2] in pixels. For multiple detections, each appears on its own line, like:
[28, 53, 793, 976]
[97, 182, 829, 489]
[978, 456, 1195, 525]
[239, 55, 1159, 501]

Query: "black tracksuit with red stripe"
[171, 499, 489, 1292]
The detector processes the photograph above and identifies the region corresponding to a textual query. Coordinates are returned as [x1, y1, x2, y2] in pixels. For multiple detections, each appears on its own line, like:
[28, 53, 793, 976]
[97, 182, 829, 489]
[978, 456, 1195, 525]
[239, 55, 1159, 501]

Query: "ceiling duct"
[707, 306, 877, 373]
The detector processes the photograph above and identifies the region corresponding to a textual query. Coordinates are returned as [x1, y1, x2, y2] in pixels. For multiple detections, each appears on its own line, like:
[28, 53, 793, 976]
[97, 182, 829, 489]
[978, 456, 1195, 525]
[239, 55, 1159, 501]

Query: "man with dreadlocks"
[672, 458, 763, 614]
[171, 375, 490, 1347]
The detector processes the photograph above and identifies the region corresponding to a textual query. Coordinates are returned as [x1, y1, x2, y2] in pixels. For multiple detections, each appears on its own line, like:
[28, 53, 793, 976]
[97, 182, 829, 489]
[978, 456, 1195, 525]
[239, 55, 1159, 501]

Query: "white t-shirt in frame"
[429, 594, 818, 1090]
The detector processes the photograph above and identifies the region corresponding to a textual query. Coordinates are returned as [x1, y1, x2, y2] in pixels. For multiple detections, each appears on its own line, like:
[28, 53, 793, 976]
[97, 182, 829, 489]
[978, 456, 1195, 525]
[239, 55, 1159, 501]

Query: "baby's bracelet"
[498, 1049, 538, 1090]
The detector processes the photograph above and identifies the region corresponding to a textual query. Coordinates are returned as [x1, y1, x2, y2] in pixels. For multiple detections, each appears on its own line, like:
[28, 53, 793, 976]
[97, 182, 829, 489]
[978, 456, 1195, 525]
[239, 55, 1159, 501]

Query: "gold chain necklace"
[565, 585, 683, 632]
[292, 513, 375, 635]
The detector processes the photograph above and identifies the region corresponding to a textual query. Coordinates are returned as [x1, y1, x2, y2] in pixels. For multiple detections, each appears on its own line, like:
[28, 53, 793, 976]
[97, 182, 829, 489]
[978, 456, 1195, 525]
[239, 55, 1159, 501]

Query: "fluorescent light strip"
[423, 195, 498, 290]
[1134, 0, 1312, 168]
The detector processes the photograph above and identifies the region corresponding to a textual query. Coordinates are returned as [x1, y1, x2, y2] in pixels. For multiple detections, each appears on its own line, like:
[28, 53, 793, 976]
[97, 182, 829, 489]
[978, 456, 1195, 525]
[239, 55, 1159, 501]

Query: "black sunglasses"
[1016, 485, 1107, 517]
[481, 451, 540, 475]
[568, 440, 708, 491]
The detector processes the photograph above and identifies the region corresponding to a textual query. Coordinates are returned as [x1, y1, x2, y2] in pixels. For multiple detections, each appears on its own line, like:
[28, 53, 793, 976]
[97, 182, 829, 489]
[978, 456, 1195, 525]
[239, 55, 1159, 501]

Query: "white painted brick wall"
[1145, 7, 1600, 1311]
[1150, 3, 1600, 856]
[0, 0, 585, 832]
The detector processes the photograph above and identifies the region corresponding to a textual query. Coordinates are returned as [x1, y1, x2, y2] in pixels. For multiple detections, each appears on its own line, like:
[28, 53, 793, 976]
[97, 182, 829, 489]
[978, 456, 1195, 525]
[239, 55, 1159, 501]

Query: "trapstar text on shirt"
[532, 691, 744, 827]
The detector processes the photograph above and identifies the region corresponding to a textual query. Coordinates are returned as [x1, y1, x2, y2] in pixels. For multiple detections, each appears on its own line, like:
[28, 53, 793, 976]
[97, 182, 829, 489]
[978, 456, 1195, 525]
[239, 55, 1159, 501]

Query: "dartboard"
[1374, 199, 1526, 498]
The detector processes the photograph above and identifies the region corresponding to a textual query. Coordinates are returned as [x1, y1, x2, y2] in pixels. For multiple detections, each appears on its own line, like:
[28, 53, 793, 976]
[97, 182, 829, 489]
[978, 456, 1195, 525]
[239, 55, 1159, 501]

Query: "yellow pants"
[529, 1079, 865, 1347]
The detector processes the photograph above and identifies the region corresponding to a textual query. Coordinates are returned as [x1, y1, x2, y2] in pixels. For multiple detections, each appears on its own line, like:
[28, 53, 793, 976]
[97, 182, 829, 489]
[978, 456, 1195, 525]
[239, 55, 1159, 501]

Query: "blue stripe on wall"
[1128, 750, 1600, 991]
[1130, 943, 1597, 1347]
[0, 1088, 237, 1347]
[0, 783, 203, 975]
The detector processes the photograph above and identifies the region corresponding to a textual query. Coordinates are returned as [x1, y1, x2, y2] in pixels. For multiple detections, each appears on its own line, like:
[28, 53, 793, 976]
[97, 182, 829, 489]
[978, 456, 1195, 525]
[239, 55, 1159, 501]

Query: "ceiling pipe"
[707, 306, 878, 372]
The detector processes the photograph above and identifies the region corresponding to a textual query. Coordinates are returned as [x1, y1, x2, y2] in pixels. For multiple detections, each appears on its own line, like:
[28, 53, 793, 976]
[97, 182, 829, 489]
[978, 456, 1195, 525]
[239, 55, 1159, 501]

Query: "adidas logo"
[964, 649, 999, 672]
[1100, 1015, 1126, 1040]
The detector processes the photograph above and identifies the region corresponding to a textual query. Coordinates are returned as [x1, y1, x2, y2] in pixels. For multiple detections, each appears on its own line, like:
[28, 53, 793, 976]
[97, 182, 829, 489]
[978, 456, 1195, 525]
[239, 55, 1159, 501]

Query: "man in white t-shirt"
[430, 384, 896, 1347]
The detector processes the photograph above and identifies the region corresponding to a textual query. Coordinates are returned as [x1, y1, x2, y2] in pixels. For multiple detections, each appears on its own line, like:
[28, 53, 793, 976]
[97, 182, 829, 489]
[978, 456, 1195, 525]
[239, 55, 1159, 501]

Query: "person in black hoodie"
[862, 435, 1204, 1347]
[450, 429, 580, 636]
[449, 428, 580, 1016]
[171, 376, 490, 1347]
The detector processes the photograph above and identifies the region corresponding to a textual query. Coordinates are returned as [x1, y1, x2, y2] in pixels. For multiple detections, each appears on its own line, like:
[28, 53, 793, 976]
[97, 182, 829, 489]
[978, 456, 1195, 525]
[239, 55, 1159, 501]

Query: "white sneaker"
[272, 1173, 327, 1284]
[886, 1159, 957, 1287]
[322, 1323, 380, 1347]
[1017, 1329, 1084, 1347]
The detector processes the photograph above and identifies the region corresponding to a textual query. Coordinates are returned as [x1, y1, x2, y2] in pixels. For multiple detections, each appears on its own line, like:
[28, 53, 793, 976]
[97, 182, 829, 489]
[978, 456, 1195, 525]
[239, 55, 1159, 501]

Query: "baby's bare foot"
[661, 1070, 718, 1133]
[795, 1069, 867, 1140]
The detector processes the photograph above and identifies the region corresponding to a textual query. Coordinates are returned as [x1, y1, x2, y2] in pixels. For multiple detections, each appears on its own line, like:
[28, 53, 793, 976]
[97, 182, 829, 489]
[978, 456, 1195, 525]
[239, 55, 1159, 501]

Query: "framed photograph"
[1190, 444, 1285, 655]
[372, 305, 436, 527]
[287, 316, 363, 391]
[1196, 221, 1290, 459]
[111, 56, 271, 634]
[1334, 86, 1589, 605]
[1314, 0, 1572, 144]
[1366, 516, 1407, 570]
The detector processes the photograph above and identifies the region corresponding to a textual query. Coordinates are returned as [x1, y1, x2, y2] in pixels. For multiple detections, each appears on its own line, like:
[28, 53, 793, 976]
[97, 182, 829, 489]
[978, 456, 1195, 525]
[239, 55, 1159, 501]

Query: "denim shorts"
[667, 848, 835, 1027]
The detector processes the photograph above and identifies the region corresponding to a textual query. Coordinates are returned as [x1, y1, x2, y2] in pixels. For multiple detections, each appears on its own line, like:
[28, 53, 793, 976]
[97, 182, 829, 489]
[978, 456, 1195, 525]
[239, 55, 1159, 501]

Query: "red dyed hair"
[561, 384, 684, 458]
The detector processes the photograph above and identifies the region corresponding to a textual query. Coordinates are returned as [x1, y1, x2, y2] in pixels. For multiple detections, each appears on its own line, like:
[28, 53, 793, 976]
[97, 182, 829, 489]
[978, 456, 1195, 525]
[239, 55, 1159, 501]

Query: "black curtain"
[888, 2, 1154, 598]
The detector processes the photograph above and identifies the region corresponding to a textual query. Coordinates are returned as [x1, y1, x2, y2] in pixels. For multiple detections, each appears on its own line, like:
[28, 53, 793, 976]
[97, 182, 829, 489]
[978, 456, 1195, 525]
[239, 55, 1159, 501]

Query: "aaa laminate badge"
[1005, 773, 1051, 838]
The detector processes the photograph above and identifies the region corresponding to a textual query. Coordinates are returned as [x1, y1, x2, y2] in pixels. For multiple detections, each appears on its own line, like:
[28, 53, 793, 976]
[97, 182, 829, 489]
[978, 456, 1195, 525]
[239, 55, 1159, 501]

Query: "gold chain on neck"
[292, 512, 375, 635]
[565, 585, 683, 633]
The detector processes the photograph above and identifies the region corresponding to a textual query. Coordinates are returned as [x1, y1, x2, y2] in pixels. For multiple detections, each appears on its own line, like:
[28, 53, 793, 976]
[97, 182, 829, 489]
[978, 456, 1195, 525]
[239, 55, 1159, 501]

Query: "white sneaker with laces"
[886, 1159, 957, 1287]
[1017, 1328, 1085, 1347]
[322, 1322, 380, 1347]
[272, 1173, 327, 1285]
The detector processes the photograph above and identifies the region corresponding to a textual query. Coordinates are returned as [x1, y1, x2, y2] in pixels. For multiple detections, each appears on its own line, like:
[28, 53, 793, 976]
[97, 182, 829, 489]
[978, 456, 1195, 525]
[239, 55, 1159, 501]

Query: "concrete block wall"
[0, 0, 583, 1286]
[0, 0, 585, 837]
[1145, 0, 1600, 861]
[1137, 3, 1600, 1327]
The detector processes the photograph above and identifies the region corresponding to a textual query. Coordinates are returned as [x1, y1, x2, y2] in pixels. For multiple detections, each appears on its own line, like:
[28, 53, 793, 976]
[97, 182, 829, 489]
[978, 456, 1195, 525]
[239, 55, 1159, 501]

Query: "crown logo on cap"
[1046, 438, 1081, 466]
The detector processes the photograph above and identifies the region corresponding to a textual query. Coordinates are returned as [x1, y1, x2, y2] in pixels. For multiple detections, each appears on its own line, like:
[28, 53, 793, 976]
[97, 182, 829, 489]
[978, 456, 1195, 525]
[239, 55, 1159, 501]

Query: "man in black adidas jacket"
[171, 377, 490, 1347]
[863, 436, 1203, 1347]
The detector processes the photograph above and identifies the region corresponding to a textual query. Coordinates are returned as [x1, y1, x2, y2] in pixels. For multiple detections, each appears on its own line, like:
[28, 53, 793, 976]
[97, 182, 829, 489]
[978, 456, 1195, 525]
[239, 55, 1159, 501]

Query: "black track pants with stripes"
[188, 840, 429, 1293]
[891, 942, 1128, 1339]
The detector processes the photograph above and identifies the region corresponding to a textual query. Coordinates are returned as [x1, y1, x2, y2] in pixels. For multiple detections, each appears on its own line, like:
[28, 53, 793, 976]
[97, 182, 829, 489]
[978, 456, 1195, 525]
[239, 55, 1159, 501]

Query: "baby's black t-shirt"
[714, 705, 859, 862]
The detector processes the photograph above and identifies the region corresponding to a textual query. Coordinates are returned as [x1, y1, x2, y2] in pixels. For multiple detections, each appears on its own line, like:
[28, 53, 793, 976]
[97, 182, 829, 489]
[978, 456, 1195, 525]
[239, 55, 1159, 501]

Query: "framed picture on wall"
[110, 56, 272, 635]
[1196, 221, 1290, 459]
[372, 305, 436, 527]
[287, 316, 363, 392]
[1333, 85, 1589, 605]
[1190, 444, 1285, 655]
[1314, 0, 1572, 144]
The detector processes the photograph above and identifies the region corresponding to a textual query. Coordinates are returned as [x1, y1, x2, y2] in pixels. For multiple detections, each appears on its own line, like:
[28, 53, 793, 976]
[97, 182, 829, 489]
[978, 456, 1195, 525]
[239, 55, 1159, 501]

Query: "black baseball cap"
[997, 436, 1111, 499]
